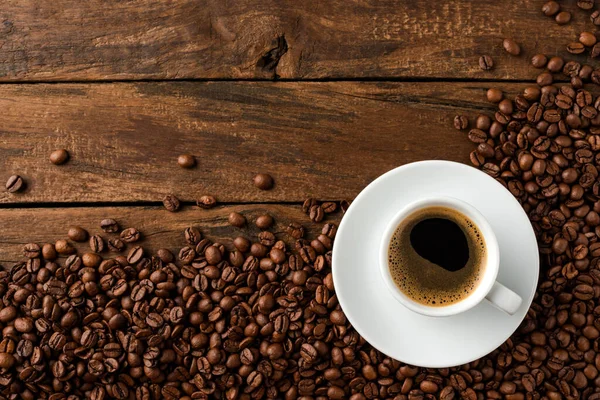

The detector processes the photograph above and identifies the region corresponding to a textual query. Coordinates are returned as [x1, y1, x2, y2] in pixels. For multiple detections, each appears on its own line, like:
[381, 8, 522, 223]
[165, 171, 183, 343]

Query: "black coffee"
[388, 206, 486, 306]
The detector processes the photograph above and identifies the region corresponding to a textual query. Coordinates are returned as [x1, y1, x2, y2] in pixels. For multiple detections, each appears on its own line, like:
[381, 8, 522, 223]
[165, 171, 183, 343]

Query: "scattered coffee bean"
[592, 10, 600, 25]
[486, 88, 503, 103]
[67, 226, 88, 242]
[546, 56, 564, 72]
[542, 1, 560, 16]
[5, 175, 24, 193]
[197, 195, 217, 209]
[89, 234, 105, 253]
[578, 0, 594, 10]
[177, 154, 195, 168]
[531, 54, 547, 68]
[567, 42, 585, 55]
[502, 38, 521, 56]
[253, 173, 274, 190]
[228, 212, 246, 227]
[580, 31, 597, 47]
[555, 11, 571, 25]
[453, 115, 469, 130]
[255, 214, 274, 229]
[478, 55, 494, 70]
[162, 194, 181, 212]
[49, 149, 69, 165]
[100, 218, 119, 233]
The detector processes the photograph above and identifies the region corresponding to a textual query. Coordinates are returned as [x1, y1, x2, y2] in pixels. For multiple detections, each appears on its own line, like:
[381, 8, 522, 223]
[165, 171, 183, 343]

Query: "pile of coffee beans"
[454, 51, 600, 399]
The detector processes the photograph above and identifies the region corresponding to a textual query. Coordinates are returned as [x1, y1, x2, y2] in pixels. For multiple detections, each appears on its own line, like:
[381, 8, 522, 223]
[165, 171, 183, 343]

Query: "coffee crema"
[388, 206, 487, 306]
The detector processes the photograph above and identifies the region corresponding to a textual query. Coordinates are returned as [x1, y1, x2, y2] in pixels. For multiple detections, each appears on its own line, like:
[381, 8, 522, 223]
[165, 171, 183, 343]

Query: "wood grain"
[0, 0, 591, 81]
[0, 205, 339, 266]
[0, 80, 528, 204]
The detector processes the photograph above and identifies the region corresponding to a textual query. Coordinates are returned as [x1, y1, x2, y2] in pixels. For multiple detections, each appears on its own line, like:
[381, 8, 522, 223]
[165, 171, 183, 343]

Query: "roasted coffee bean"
[177, 154, 196, 168]
[68, 226, 88, 242]
[253, 173, 274, 190]
[89, 235, 105, 253]
[531, 54, 548, 69]
[197, 195, 217, 209]
[487, 88, 503, 103]
[255, 214, 274, 229]
[555, 11, 572, 25]
[503, 38, 521, 55]
[567, 42, 585, 55]
[580, 31, 597, 47]
[309, 205, 324, 222]
[453, 115, 469, 130]
[49, 149, 69, 165]
[578, 0, 595, 10]
[162, 194, 181, 212]
[120, 227, 140, 242]
[228, 212, 246, 227]
[100, 218, 119, 233]
[5, 175, 24, 193]
[542, 1, 560, 16]
[479, 55, 494, 70]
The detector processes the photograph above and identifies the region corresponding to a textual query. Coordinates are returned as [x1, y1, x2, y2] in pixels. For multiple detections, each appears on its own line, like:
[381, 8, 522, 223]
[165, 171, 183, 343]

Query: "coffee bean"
[68, 226, 88, 242]
[479, 55, 494, 70]
[487, 88, 503, 103]
[592, 10, 600, 25]
[162, 194, 180, 212]
[453, 115, 469, 130]
[556, 11, 572, 25]
[89, 235, 105, 253]
[309, 205, 324, 222]
[100, 218, 119, 232]
[228, 212, 246, 227]
[6, 175, 24, 193]
[503, 38, 521, 56]
[579, 0, 595, 9]
[49, 149, 69, 165]
[120, 227, 140, 242]
[253, 173, 274, 190]
[531, 54, 548, 68]
[542, 1, 560, 16]
[287, 223, 305, 239]
[108, 238, 125, 252]
[255, 214, 274, 229]
[580, 31, 597, 47]
[197, 195, 217, 209]
[567, 42, 586, 55]
[127, 246, 144, 264]
[177, 154, 195, 168]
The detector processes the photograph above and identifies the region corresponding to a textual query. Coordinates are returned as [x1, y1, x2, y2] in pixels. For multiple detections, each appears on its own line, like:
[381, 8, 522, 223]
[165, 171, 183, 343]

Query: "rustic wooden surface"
[0, 81, 529, 204]
[0, 205, 340, 265]
[0, 0, 591, 81]
[1, 0, 590, 263]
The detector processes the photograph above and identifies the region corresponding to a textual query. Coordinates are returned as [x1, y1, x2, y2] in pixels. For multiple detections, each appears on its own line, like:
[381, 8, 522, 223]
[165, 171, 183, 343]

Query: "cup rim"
[379, 196, 500, 317]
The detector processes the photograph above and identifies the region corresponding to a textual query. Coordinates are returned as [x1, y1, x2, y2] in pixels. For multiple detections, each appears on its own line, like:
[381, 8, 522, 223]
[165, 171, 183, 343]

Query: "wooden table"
[0, 0, 590, 265]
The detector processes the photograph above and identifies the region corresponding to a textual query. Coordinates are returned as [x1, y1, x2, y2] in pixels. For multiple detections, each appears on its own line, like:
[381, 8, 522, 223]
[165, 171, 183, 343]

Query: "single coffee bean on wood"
[163, 194, 181, 212]
[49, 149, 69, 165]
[478, 55, 494, 70]
[5, 175, 24, 193]
[177, 154, 195, 168]
[253, 173, 274, 190]
[502, 38, 521, 55]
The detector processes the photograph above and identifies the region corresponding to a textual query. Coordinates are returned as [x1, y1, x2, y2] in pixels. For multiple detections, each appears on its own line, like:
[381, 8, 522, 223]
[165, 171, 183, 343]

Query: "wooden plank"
[0, 0, 591, 81]
[0, 205, 339, 266]
[0, 80, 525, 204]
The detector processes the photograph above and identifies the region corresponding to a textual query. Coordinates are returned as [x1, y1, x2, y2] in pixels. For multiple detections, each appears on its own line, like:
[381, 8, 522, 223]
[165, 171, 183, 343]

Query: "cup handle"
[485, 281, 522, 315]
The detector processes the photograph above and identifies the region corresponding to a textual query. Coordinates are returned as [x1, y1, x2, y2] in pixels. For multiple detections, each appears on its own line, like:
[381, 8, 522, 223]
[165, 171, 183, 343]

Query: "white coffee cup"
[379, 196, 522, 317]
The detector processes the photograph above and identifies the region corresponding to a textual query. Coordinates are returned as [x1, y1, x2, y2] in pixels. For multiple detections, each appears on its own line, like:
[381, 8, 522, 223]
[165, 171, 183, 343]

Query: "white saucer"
[332, 161, 539, 368]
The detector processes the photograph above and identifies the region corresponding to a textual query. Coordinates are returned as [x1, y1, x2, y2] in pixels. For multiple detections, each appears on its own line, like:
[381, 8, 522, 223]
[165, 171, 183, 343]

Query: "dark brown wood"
[0, 0, 590, 81]
[0, 80, 529, 204]
[0, 205, 339, 266]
